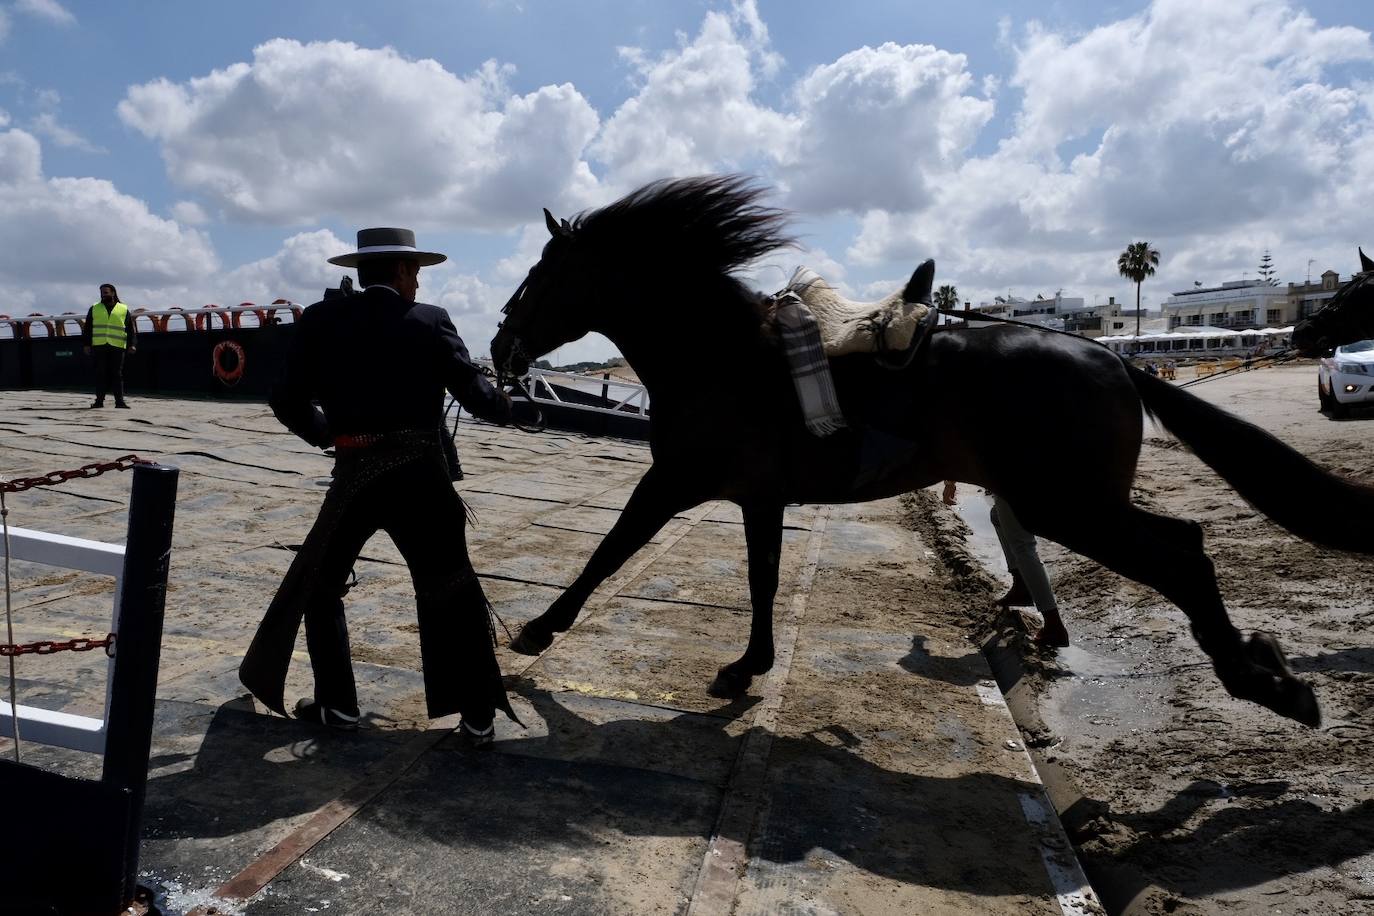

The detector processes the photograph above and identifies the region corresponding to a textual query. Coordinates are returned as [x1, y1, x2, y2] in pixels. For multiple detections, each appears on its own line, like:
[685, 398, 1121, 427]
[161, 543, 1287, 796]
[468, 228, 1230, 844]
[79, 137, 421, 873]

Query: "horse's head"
[1292, 248, 1374, 356]
[492, 175, 795, 378]
[492, 208, 597, 378]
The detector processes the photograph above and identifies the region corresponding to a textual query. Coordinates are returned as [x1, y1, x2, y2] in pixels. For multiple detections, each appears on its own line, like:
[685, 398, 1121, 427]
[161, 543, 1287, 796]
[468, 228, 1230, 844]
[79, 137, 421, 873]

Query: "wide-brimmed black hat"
[327, 227, 447, 268]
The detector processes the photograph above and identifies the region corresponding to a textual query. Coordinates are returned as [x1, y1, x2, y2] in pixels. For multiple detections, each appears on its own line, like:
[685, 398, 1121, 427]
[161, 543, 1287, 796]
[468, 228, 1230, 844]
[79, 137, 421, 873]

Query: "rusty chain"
[0, 454, 147, 493]
[0, 633, 115, 658]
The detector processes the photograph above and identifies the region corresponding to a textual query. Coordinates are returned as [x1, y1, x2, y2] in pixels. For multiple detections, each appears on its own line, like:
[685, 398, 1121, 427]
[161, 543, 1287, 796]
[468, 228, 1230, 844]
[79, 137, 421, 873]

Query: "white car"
[1318, 339, 1374, 417]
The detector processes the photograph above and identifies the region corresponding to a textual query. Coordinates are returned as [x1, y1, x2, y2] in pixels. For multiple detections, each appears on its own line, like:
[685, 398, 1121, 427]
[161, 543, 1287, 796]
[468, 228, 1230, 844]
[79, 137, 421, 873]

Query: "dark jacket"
[270, 285, 509, 449]
[81, 302, 139, 349]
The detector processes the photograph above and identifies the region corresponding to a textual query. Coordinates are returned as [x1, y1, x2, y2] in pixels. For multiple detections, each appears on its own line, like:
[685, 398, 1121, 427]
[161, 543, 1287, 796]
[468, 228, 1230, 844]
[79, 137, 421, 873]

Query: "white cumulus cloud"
[0, 128, 218, 313]
[15, 0, 75, 26]
[592, 1, 794, 191]
[780, 43, 995, 214]
[118, 40, 601, 228]
[847, 0, 1374, 306]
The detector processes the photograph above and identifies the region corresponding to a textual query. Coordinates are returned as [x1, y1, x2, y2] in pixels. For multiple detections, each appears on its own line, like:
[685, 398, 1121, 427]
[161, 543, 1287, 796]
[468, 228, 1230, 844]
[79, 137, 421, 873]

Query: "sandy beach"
[919, 360, 1374, 914]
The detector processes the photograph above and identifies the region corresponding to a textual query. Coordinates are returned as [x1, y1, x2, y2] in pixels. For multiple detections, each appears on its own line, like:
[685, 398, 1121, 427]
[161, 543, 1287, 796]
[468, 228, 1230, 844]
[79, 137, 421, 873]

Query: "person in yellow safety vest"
[81, 283, 138, 408]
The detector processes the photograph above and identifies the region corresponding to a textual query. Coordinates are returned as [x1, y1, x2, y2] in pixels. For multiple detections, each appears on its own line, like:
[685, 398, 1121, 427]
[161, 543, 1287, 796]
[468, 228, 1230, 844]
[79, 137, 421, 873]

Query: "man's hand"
[83, 346, 91, 355]
[128, 346, 136, 354]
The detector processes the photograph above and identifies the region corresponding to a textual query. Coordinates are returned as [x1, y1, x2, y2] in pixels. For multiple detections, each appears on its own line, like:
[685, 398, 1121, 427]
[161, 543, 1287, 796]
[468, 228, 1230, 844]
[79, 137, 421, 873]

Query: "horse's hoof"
[1245, 631, 1293, 677]
[1276, 677, 1322, 728]
[509, 626, 553, 657]
[708, 667, 751, 699]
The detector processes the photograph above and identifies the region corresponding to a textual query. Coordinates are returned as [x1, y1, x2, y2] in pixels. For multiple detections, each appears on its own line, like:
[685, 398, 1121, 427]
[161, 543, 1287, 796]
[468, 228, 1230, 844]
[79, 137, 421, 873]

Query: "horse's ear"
[1360, 247, 1374, 273]
[544, 208, 561, 237]
[560, 218, 571, 232]
[903, 259, 935, 306]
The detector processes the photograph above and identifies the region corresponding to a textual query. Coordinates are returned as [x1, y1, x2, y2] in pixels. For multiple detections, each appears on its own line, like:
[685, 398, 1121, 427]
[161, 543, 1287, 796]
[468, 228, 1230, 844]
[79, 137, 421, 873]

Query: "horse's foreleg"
[709, 501, 783, 699]
[510, 467, 695, 656]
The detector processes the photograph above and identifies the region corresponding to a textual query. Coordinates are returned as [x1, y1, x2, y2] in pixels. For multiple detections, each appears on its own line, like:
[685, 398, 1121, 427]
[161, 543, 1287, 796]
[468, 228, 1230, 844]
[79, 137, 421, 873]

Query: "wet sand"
[924, 362, 1374, 914]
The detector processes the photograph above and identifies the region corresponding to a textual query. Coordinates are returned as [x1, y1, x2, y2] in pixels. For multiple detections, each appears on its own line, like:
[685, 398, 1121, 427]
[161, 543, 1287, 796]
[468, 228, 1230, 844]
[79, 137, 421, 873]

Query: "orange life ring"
[196, 309, 231, 331]
[212, 340, 246, 385]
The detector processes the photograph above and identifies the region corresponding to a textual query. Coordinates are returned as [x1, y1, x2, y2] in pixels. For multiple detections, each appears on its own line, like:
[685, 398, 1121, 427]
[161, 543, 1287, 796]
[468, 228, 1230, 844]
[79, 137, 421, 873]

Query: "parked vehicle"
[1318, 339, 1374, 418]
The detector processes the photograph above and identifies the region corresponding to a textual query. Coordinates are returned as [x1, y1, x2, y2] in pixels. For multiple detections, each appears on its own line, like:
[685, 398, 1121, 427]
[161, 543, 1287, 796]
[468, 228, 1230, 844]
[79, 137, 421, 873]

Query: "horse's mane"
[572, 175, 796, 277]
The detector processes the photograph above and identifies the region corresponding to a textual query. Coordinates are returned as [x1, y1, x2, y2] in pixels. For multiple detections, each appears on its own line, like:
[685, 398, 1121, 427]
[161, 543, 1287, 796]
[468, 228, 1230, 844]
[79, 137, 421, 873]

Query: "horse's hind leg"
[710, 500, 783, 698]
[510, 466, 702, 656]
[1027, 504, 1320, 727]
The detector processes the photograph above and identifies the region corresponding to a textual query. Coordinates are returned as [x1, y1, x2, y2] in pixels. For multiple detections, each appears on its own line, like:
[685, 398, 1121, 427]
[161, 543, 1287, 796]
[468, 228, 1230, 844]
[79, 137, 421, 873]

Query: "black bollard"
[101, 462, 179, 905]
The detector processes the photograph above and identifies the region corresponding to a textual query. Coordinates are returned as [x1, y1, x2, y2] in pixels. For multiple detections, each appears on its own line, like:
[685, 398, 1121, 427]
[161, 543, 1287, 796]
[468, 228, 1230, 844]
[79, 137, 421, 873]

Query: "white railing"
[473, 360, 651, 421]
[0, 527, 124, 754]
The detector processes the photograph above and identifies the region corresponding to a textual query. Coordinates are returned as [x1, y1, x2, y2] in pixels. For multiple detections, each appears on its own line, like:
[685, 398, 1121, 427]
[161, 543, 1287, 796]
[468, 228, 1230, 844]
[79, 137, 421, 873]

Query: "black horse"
[492, 175, 1374, 727]
[1292, 248, 1374, 355]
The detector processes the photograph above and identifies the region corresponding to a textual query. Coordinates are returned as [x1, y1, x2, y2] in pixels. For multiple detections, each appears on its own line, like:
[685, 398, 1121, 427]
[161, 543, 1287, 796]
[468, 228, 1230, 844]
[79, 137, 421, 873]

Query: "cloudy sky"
[1, 0, 1370, 362]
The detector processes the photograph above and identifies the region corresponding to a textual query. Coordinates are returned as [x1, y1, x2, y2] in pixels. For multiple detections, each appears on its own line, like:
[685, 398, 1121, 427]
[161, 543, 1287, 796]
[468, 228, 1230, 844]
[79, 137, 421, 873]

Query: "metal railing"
[0, 302, 303, 339]
[0, 527, 124, 753]
[474, 360, 651, 421]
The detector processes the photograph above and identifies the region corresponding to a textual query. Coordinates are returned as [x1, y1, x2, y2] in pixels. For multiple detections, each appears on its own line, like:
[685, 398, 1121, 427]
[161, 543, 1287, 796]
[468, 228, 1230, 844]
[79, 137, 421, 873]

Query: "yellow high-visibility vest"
[90, 301, 129, 348]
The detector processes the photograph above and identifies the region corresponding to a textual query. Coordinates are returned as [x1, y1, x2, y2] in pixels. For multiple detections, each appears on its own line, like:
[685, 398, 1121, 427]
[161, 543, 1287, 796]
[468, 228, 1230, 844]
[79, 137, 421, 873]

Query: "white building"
[972, 291, 1134, 338]
[1162, 280, 1292, 330]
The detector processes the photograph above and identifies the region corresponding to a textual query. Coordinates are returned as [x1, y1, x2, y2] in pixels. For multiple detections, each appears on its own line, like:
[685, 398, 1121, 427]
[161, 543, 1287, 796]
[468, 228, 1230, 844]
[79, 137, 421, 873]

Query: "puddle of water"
[946, 489, 1173, 744]
[1041, 640, 1172, 743]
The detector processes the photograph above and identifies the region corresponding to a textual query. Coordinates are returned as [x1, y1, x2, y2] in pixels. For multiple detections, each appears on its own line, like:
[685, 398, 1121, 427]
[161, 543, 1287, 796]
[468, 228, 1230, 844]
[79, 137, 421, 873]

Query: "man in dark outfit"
[239, 228, 516, 748]
[82, 283, 138, 408]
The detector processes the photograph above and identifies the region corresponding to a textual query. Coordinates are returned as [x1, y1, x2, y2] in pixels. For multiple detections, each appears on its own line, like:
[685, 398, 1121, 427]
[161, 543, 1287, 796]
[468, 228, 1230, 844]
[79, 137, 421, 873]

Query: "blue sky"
[2, 0, 1371, 362]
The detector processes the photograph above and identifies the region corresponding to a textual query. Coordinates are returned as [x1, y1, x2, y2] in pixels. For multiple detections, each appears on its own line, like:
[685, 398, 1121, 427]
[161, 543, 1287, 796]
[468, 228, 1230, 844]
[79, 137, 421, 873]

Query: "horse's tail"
[1128, 364, 1374, 553]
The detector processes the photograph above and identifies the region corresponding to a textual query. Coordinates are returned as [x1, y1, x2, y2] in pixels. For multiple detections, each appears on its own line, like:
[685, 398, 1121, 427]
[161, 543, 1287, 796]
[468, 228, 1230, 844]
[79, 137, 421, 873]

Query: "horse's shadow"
[1288, 646, 1374, 676]
[1079, 778, 1374, 899]
[315, 683, 1066, 899]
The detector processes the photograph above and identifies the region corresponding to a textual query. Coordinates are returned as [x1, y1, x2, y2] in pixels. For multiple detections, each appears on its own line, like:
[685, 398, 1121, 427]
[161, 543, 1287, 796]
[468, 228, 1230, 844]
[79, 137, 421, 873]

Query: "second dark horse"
[492, 175, 1374, 727]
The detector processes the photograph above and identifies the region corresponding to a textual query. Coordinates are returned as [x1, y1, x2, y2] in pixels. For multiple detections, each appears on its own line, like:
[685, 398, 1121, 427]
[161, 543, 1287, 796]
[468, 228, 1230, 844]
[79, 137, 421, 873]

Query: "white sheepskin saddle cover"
[782, 267, 932, 358]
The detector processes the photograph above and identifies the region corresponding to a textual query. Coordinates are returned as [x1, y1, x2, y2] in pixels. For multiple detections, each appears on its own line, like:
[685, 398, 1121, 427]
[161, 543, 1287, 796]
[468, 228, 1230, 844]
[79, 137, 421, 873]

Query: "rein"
[502, 373, 548, 435]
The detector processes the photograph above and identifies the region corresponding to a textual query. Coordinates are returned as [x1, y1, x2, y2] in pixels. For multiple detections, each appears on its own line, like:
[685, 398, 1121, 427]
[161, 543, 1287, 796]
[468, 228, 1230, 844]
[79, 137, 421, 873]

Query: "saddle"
[769, 260, 938, 438]
[776, 261, 936, 364]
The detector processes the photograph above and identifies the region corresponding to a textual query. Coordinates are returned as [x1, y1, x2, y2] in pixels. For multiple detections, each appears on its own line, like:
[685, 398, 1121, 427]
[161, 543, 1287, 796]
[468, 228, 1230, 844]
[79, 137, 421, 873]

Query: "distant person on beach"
[239, 227, 516, 749]
[81, 283, 137, 409]
[942, 481, 1069, 649]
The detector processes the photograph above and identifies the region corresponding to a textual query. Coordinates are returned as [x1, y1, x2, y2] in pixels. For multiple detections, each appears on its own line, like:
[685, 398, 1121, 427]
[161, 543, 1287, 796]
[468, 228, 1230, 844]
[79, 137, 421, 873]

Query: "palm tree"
[933, 284, 959, 323]
[1117, 241, 1161, 344]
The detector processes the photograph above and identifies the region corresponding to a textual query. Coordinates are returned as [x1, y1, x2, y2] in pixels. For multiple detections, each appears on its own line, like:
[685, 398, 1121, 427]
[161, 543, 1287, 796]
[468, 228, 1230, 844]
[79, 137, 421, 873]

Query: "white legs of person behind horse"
[510, 470, 787, 699]
[989, 495, 1069, 648]
[1020, 500, 1320, 726]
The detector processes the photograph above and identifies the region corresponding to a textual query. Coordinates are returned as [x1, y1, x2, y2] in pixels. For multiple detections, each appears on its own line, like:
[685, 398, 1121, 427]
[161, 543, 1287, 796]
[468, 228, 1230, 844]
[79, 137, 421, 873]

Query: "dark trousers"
[92, 346, 126, 404]
[242, 443, 510, 725]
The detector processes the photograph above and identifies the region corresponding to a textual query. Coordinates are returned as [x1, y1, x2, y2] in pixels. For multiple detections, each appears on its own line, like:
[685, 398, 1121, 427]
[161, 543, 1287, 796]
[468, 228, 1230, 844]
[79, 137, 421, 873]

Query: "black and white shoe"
[293, 698, 361, 730]
[455, 719, 495, 751]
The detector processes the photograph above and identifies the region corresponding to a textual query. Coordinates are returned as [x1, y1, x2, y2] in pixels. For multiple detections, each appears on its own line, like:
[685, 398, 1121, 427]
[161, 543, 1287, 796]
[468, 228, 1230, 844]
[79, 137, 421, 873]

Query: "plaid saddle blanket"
[773, 288, 847, 437]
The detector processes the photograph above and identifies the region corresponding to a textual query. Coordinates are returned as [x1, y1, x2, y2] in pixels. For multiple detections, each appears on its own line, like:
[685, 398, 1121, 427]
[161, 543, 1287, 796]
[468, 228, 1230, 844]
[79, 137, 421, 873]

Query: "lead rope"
[1, 488, 20, 762]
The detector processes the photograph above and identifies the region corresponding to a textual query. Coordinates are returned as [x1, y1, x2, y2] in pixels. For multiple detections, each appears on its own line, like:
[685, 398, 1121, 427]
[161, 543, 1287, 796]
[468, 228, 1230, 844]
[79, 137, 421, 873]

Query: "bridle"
[495, 270, 547, 434]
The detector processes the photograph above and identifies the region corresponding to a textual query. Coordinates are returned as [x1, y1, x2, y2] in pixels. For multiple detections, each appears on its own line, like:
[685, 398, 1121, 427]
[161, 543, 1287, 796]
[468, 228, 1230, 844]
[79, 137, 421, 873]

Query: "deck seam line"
[684, 506, 831, 916]
[195, 486, 710, 907]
